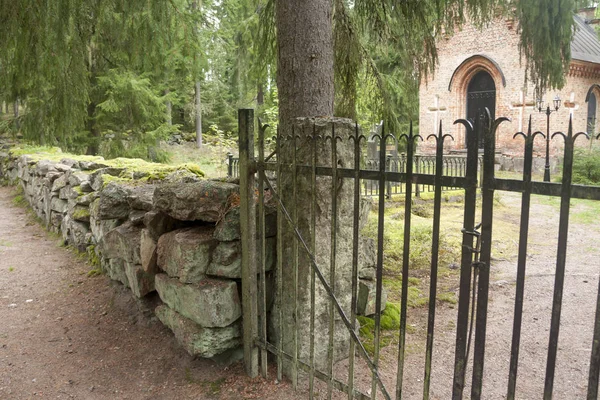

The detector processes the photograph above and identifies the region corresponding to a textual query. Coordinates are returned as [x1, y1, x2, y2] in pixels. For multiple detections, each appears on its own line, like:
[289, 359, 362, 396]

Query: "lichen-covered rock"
[213, 205, 277, 241]
[140, 229, 158, 273]
[90, 216, 122, 243]
[89, 167, 125, 191]
[96, 182, 131, 220]
[357, 280, 387, 316]
[155, 305, 241, 357]
[51, 174, 68, 192]
[206, 238, 276, 279]
[157, 226, 216, 283]
[105, 258, 129, 287]
[50, 196, 67, 213]
[128, 184, 155, 211]
[68, 171, 91, 187]
[101, 222, 141, 264]
[143, 211, 185, 241]
[128, 210, 146, 226]
[125, 263, 155, 298]
[71, 205, 91, 222]
[153, 181, 238, 222]
[154, 274, 241, 328]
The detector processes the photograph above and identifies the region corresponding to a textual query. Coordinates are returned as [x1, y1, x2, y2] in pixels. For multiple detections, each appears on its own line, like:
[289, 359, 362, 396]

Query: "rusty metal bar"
[292, 128, 299, 389]
[543, 118, 588, 399]
[471, 113, 509, 398]
[506, 117, 537, 399]
[396, 124, 418, 399]
[348, 123, 361, 400]
[452, 117, 477, 399]
[258, 120, 268, 378]
[372, 124, 387, 400]
[327, 124, 339, 399]
[276, 127, 284, 382]
[423, 122, 451, 399]
[587, 275, 600, 399]
[239, 108, 259, 378]
[309, 125, 317, 398]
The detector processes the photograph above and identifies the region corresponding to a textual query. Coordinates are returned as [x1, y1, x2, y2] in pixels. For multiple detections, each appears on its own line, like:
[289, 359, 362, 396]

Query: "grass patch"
[8, 266, 14, 272]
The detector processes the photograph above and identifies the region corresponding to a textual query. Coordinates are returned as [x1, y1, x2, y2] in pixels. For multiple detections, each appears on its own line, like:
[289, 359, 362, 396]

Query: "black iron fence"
[237, 109, 600, 399]
[227, 151, 481, 197]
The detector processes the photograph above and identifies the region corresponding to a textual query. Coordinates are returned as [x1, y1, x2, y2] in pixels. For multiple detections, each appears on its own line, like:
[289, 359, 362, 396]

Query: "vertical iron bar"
[348, 123, 361, 400]
[543, 119, 578, 399]
[506, 117, 535, 399]
[239, 109, 259, 378]
[587, 276, 600, 399]
[227, 152, 233, 177]
[372, 124, 387, 400]
[276, 128, 284, 382]
[327, 124, 338, 399]
[396, 124, 415, 399]
[309, 124, 317, 398]
[258, 123, 268, 378]
[452, 118, 478, 399]
[471, 112, 503, 398]
[423, 122, 446, 399]
[415, 154, 421, 197]
[292, 128, 299, 389]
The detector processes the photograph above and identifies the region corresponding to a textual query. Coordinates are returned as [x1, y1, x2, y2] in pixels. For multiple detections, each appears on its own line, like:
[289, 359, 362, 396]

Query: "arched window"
[466, 70, 496, 148]
[587, 91, 597, 135]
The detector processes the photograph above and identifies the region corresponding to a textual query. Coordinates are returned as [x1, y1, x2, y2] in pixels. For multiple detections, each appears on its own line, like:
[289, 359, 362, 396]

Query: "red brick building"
[419, 8, 600, 158]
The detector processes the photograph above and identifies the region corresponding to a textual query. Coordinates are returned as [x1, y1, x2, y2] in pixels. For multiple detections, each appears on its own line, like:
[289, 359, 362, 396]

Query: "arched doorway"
[587, 91, 597, 135]
[466, 70, 496, 148]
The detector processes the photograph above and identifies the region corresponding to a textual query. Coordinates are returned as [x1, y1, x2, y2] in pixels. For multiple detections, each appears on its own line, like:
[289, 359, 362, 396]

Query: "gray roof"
[571, 14, 600, 64]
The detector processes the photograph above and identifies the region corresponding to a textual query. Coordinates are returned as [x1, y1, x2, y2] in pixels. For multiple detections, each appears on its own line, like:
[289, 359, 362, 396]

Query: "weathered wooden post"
[238, 109, 258, 377]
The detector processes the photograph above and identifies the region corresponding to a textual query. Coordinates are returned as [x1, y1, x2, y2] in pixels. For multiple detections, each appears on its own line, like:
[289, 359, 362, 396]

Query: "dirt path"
[0, 186, 296, 400]
[391, 191, 600, 399]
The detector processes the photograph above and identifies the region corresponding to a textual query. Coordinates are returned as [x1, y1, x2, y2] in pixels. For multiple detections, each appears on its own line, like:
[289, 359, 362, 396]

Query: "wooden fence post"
[239, 108, 258, 377]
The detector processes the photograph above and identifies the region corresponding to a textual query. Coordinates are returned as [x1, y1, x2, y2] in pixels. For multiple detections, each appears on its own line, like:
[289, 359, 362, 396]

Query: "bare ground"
[2, 183, 599, 400]
[0, 186, 297, 400]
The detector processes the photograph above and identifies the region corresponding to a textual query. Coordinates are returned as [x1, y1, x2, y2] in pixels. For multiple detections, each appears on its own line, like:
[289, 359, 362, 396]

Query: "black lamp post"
[537, 95, 561, 182]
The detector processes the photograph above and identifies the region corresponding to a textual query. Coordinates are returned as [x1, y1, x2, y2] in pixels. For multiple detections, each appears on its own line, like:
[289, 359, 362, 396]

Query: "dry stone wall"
[0, 144, 276, 360]
[0, 141, 382, 371]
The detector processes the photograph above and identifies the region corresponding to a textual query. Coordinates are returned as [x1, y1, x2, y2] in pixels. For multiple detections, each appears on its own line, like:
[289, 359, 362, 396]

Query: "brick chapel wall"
[419, 17, 600, 156]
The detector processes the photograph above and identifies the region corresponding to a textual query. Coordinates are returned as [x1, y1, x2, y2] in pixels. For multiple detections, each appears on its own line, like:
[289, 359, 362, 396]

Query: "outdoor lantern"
[537, 97, 544, 112]
[553, 95, 561, 111]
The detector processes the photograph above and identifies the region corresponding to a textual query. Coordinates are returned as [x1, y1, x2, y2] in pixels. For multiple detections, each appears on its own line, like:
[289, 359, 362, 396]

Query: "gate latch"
[461, 223, 484, 269]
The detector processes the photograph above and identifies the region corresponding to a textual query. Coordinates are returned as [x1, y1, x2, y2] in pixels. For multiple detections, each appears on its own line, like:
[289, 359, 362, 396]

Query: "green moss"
[72, 207, 91, 220]
[380, 303, 401, 330]
[437, 291, 457, 305]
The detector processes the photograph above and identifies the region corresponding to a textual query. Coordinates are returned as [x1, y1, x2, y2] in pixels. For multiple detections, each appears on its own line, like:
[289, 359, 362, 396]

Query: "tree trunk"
[273, 0, 357, 379]
[13, 98, 19, 131]
[256, 82, 264, 107]
[275, 0, 334, 129]
[165, 89, 172, 126]
[195, 81, 202, 148]
[192, 0, 202, 148]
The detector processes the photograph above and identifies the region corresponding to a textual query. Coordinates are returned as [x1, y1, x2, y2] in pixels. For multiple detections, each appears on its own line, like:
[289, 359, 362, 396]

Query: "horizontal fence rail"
[237, 109, 600, 400]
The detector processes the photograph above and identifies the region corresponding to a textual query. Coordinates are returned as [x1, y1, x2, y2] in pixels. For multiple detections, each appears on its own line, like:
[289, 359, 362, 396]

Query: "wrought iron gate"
[238, 108, 600, 399]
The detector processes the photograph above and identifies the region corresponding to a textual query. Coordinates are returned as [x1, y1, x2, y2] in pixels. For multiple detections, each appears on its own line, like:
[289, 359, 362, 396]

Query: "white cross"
[427, 95, 447, 135]
[509, 90, 534, 131]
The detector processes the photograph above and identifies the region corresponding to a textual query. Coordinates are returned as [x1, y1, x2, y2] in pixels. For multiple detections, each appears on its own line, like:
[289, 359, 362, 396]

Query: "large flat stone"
[155, 305, 241, 358]
[105, 258, 129, 287]
[153, 181, 238, 222]
[357, 279, 387, 316]
[143, 211, 185, 241]
[125, 263, 155, 298]
[127, 184, 155, 211]
[154, 274, 241, 328]
[206, 238, 276, 279]
[140, 229, 158, 273]
[101, 222, 141, 264]
[96, 182, 132, 220]
[213, 205, 277, 241]
[157, 226, 216, 283]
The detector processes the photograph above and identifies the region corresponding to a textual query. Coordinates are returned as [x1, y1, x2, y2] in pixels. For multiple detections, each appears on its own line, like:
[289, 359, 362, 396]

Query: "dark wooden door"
[466, 70, 496, 148]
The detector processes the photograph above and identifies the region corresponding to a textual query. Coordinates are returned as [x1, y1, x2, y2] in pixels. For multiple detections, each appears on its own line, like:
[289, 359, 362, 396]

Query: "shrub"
[572, 146, 600, 185]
